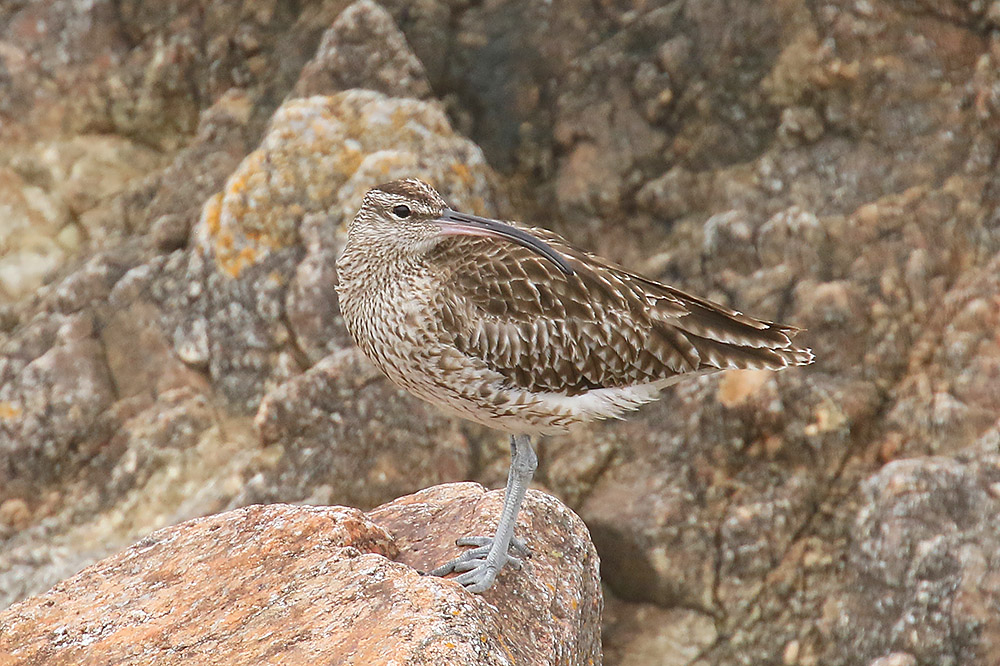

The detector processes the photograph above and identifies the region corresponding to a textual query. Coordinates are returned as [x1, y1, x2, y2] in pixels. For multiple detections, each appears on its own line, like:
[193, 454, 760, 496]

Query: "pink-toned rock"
[0, 483, 602, 665]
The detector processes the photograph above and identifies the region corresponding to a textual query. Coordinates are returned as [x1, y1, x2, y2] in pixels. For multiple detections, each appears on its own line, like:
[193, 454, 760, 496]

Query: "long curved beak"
[435, 208, 575, 276]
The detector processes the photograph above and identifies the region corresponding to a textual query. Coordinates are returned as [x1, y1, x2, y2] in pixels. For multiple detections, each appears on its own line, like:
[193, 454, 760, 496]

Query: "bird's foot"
[426, 535, 531, 593]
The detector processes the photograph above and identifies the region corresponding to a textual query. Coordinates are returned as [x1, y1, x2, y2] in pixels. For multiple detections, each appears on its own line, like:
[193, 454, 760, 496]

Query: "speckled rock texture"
[0, 484, 602, 666]
[2, 0, 1000, 664]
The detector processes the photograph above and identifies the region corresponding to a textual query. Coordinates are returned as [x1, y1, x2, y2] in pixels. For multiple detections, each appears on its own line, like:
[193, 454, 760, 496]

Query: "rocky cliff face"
[1, 0, 999, 664]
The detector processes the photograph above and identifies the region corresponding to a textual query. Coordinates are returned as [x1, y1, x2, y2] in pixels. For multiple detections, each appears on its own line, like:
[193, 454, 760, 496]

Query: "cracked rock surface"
[2, 0, 1000, 664]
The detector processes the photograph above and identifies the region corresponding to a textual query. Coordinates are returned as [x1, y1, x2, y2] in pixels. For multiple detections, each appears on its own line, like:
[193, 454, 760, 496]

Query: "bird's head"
[346, 178, 573, 275]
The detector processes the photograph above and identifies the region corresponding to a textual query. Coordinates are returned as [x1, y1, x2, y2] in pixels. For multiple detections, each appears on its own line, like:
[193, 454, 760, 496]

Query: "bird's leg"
[428, 434, 536, 593]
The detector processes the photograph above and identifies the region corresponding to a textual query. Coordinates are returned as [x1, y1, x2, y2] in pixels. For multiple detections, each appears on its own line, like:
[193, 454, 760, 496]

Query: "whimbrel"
[336, 178, 813, 593]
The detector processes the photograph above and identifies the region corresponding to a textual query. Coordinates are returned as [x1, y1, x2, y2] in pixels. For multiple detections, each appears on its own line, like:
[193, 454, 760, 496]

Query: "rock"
[294, 0, 432, 99]
[0, 498, 30, 531]
[824, 447, 1000, 665]
[0, 484, 602, 666]
[128, 88, 262, 247]
[777, 106, 825, 146]
[0, 388, 263, 612]
[0, 239, 65, 304]
[552, 12, 669, 218]
[756, 206, 825, 271]
[701, 209, 758, 275]
[882, 251, 1000, 458]
[635, 166, 709, 221]
[0, 312, 116, 490]
[370, 483, 603, 663]
[868, 654, 917, 666]
[252, 348, 470, 509]
[602, 598, 716, 666]
[32, 136, 164, 219]
[0, 166, 70, 302]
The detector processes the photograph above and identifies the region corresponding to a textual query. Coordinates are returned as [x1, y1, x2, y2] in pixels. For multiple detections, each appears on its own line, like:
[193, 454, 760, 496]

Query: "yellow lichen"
[237, 246, 257, 265]
[222, 257, 243, 279]
[217, 231, 234, 251]
[0, 402, 22, 420]
[338, 146, 364, 176]
[202, 193, 223, 236]
[390, 106, 409, 131]
[450, 162, 473, 186]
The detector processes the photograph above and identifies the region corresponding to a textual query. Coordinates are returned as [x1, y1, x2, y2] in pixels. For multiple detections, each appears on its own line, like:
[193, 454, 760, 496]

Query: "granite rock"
[294, 0, 432, 99]
[827, 445, 1000, 666]
[0, 484, 602, 666]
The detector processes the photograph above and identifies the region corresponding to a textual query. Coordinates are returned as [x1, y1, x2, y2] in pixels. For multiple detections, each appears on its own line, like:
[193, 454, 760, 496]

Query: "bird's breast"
[338, 258, 447, 386]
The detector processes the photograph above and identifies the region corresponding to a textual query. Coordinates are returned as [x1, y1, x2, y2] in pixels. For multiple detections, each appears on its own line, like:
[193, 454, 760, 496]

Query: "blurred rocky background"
[1, 0, 999, 664]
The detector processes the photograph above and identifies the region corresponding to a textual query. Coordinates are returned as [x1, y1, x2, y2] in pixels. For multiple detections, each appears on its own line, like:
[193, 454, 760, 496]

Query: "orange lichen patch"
[238, 246, 257, 264]
[336, 145, 364, 178]
[226, 151, 265, 198]
[0, 402, 22, 420]
[450, 162, 474, 186]
[307, 182, 336, 204]
[217, 231, 234, 250]
[221, 256, 244, 279]
[717, 369, 773, 407]
[202, 193, 223, 236]
[390, 106, 410, 132]
[214, 243, 259, 279]
[242, 230, 282, 249]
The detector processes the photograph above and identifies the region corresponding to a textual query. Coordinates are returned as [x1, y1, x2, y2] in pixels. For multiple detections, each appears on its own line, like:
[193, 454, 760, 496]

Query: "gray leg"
[428, 434, 537, 593]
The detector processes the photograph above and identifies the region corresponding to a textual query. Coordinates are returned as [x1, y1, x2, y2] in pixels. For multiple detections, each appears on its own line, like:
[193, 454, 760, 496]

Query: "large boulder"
[0, 483, 602, 666]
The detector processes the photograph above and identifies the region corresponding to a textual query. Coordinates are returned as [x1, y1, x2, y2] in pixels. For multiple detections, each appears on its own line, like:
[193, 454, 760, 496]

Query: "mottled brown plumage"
[335, 178, 813, 592]
[433, 230, 811, 392]
[337, 178, 812, 436]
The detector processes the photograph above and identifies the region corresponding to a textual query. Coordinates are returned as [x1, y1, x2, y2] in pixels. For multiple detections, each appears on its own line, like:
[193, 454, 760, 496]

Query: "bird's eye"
[392, 204, 411, 219]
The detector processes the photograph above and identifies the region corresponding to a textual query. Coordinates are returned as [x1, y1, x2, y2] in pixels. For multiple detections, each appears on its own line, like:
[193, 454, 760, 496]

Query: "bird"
[335, 178, 813, 593]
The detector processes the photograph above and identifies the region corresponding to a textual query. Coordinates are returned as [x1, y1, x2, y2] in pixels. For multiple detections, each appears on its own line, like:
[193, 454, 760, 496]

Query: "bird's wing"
[427, 228, 812, 395]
